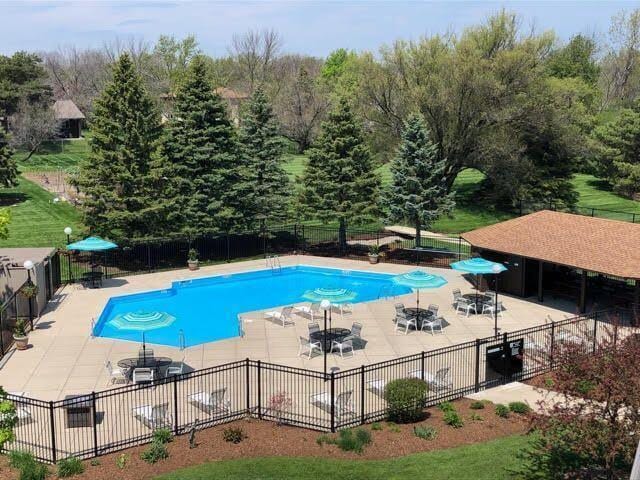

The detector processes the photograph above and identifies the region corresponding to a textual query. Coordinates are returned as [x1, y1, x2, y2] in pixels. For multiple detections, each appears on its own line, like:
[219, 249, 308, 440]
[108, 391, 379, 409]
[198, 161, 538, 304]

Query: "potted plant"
[187, 249, 199, 271]
[13, 319, 28, 350]
[368, 244, 381, 264]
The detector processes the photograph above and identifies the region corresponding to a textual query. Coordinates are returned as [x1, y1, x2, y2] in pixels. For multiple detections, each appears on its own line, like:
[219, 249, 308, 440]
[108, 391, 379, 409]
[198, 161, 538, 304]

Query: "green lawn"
[0, 177, 84, 247]
[156, 434, 530, 480]
[15, 138, 89, 172]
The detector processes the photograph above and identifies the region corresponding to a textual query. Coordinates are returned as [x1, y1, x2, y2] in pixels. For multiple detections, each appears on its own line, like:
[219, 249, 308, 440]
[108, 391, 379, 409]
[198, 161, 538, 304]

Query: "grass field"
[15, 138, 89, 172]
[0, 177, 84, 247]
[156, 434, 530, 480]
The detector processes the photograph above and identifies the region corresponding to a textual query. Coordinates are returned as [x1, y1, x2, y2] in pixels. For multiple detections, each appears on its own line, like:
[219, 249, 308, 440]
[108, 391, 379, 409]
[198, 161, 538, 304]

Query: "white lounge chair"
[188, 388, 231, 414]
[105, 360, 128, 385]
[132, 367, 154, 384]
[6, 392, 32, 423]
[410, 367, 453, 392]
[332, 303, 352, 319]
[294, 303, 321, 321]
[132, 402, 171, 429]
[395, 312, 416, 334]
[483, 300, 503, 317]
[456, 298, 477, 316]
[165, 357, 185, 377]
[264, 306, 295, 327]
[421, 316, 444, 335]
[310, 390, 355, 418]
[427, 304, 439, 316]
[308, 322, 320, 336]
[298, 336, 322, 358]
[366, 379, 387, 397]
[452, 289, 462, 307]
[331, 336, 354, 357]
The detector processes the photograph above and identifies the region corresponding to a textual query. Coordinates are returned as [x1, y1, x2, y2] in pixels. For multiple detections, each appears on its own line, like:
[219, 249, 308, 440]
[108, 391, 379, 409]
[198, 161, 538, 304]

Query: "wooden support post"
[579, 270, 587, 314]
[634, 280, 639, 326]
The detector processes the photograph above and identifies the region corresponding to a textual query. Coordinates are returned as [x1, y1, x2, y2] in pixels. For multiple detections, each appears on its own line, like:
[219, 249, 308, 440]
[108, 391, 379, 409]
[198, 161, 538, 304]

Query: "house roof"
[461, 210, 640, 279]
[214, 87, 248, 100]
[53, 100, 85, 120]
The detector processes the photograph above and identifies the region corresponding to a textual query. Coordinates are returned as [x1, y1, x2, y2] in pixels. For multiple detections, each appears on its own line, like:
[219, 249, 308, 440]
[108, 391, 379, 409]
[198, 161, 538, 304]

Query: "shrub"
[140, 440, 169, 464]
[443, 410, 464, 428]
[115, 454, 128, 469]
[370, 422, 383, 431]
[508, 401, 532, 414]
[495, 404, 510, 418]
[89, 459, 100, 467]
[469, 412, 484, 422]
[469, 400, 485, 410]
[386, 422, 401, 433]
[8, 451, 47, 480]
[384, 378, 428, 423]
[152, 428, 173, 444]
[222, 426, 247, 444]
[543, 376, 555, 389]
[438, 401, 455, 412]
[334, 428, 372, 454]
[316, 434, 332, 446]
[57, 456, 85, 477]
[413, 425, 438, 440]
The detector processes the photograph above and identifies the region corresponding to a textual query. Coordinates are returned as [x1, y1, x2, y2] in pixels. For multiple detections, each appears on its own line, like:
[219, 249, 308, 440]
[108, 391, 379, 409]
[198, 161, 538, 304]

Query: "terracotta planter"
[187, 260, 199, 271]
[368, 254, 379, 264]
[13, 335, 28, 350]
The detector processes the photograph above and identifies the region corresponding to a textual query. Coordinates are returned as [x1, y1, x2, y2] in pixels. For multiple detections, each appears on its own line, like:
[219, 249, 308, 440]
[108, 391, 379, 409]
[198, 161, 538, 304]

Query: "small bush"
[495, 404, 510, 418]
[152, 428, 173, 444]
[469, 412, 484, 422]
[443, 410, 464, 428]
[438, 401, 455, 412]
[222, 426, 247, 444]
[115, 454, 128, 469]
[543, 376, 555, 389]
[413, 425, 438, 440]
[140, 440, 169, 464]
[9, 451, 47, 480]
[386, 422, 401, 433]
[370, 422, 383, 431]
[384, 378, 428, 423]
[90, 459, 100, 467]
[334, 428, 372, 454]
[57, 457, 85, 477]
[508, 401, 532, 414]
[469, 400, 485, 410]
[316, 434, 331, 446]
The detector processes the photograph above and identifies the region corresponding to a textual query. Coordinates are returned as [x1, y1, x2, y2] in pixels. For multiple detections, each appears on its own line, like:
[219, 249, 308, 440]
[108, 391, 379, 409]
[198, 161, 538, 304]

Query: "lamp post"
[492, 264, 502, 337]
[320, 299, 331, 380]
[23, 260, 34, 330]
[64, 227, 73, 281]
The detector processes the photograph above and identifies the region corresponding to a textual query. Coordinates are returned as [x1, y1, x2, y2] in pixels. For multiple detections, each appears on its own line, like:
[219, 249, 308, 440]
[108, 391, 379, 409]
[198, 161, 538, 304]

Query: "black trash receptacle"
[486, 338, 524, 382]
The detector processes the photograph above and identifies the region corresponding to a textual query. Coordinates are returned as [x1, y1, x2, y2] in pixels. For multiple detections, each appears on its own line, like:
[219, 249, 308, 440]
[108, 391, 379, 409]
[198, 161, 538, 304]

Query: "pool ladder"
[266, 254, 282, 274]
[178, 329, 186, 351]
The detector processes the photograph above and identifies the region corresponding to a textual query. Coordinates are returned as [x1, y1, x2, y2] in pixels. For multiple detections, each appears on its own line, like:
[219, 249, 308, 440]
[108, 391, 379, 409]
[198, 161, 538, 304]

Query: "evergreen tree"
[161, 55, 240, 234]
[387, 114, 455, 248]
[299, 97, 380, 250]
[75, 53, 162, 239]
[0, 130, 18, 187]
[237, 87, 289, 230]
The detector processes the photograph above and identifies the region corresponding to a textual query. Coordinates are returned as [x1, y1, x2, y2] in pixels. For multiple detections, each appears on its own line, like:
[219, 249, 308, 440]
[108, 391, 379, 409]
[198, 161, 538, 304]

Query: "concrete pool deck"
[0, 255, 581, 401]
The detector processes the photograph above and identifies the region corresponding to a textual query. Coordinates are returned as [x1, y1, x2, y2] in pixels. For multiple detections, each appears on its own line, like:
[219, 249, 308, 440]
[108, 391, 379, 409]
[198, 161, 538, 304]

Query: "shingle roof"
[53, 99, 85, 120]
[461, 210, 640, 279]
[214, 87, 248, 100]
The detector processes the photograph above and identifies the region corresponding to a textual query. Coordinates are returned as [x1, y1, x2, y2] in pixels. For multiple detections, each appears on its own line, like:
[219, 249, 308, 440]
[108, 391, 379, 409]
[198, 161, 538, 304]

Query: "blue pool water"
[94, 265, 412, 347]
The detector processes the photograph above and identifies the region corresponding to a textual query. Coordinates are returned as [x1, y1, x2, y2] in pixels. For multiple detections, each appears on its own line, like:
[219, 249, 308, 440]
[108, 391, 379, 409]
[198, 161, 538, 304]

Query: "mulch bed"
[525, 371, 561, 393]
[0, 398, 531, 480]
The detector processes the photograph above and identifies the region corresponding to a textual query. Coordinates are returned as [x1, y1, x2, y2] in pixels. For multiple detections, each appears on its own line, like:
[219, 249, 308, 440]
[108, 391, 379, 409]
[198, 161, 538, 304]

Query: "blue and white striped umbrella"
[450, 257, 506, 275]
[392, 270, 448, 311]
[109, 311, 176, 331]
[302, 287, 357, 304]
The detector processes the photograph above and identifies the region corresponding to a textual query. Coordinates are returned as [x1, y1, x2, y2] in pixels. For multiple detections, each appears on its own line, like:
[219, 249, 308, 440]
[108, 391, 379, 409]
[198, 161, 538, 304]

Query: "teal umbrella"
[392, 270, 448, 311]
[66, 236, 117, 251]
[302, 287, 357, 304]
[109, 311, 176, 331]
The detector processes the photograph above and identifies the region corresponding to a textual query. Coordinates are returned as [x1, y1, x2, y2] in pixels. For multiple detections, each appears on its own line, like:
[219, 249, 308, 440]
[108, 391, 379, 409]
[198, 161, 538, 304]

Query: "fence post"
[633, 213, 637, 223]
[91, 392, 99, 457]
[474, 339, 481, 392]
[173, 375, 179, 435]
[226, 234, 231, 263]
[360, 365, 365, 425]
[501, 332, 508, 384]
[245, 358, 251, 416]
[257, 360, 262, 419]
[49, 401, 57, 463]
[302, 225, 306, 253]
[420, 351, 425, 381]
[330, 372, 336, 433]
[550, 321, 556, 369]
[146, 244, 152, 272]
[457, 237, 462, 261]
[592, 311, 598, 353]
[293, 224, 298, 252]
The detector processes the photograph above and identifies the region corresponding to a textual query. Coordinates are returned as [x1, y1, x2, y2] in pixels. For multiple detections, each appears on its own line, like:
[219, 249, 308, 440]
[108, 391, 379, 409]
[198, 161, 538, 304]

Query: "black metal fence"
[6, 309, 626, 463]
[0, 280, 31, 357]
[54, 224, 470, 286]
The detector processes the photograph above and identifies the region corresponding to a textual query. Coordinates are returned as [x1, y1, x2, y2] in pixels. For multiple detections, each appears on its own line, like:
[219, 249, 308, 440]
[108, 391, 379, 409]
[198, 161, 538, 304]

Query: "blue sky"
[0, 1, 637, 57]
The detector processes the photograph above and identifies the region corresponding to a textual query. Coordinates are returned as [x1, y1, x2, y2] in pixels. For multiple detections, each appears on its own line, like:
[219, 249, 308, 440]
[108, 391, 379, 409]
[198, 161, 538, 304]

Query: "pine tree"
[0, 130, 18, 187]
[75, 53, 162, 239]
[161, 55, 240, 234]
[299, 97, 380, 250]
[237, 87, 289, 230]
[387, 114, 455, 248]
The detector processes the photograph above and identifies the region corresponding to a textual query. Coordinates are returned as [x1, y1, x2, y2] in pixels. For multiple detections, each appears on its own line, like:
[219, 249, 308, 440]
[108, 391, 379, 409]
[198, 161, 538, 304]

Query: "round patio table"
[310, 328, 351, 352]
[402, 308, 434, 329]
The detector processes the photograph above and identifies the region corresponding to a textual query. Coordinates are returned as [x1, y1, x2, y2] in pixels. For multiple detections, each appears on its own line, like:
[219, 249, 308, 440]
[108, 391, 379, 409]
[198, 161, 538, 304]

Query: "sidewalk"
[466, 382, 562, 414]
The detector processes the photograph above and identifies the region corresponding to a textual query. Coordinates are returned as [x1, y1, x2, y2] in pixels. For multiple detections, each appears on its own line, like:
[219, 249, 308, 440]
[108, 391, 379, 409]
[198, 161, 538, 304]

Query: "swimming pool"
[94, 265, 412, 347]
